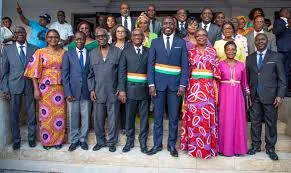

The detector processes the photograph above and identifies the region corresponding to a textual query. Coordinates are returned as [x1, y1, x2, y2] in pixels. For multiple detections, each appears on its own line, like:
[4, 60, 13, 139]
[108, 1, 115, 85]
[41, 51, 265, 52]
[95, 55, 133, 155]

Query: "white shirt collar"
[16, 42, 27, 48]
[76, 47, 86, 53]
[257, 48, 267, 55]
[163, 33, 174, 40]
[134, 45, 143, 54]
[280, 17, 288, 23]
[201, 22, 211, 32]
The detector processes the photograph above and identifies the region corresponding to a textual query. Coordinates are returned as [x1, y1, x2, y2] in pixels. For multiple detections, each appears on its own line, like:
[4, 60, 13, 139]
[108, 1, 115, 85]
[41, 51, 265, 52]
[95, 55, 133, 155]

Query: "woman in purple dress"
[218, 41, 250, 156]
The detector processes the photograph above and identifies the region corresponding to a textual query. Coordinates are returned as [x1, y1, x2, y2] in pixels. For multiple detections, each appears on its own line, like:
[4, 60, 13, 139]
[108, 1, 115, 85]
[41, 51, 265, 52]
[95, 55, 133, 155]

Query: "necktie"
[79, 50, 84, 68]
[124, 17, 128, 30]
[19, 45, 25, 64]
[137, 48, 141, 60]
[150, 20, 155, 33]
[257, 53, 263, 69]
[204, 24, 208, 32]
[166, 36, 170, 56]
[180, 23, 185, 30]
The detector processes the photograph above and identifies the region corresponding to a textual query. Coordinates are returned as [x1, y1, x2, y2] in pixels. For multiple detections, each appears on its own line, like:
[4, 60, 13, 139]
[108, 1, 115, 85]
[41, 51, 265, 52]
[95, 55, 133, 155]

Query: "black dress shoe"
[28, 140, 36, 148]
[247, 147, 261, 155]
[147, 146, 162, 155]
[266, 150, 279, 161]
[109, 146, 116, 152]
[140, 146, 148, 154]
[93, 143, 106, 151]
[122, 142, 134, 152]
[43, 146, 52, 150]
[167, 146, 178, 157]
[80, 142, 88, 150]
[68, 142, 79, 151]
[12, 142, 21, 150]
[55, 144, 62, 150]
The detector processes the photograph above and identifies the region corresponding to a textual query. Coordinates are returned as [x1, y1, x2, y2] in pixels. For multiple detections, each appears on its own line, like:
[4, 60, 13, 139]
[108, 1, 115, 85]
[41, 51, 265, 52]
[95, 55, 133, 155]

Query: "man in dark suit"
[146, 4, 161, 35]
[62, 31, 91, 151]
[1, 26, 37, 150]
[246, 15, 277, 55]
[118, 28, 149, 153]
[87, 28, 122, 152]
[147, 16, 188, 157]
[116, 2, 136, 32]
[246, 33, 286, 161]
[175, 8, 188, 38]
[273, 8, 291, 94]
[199, 7, 221, 46]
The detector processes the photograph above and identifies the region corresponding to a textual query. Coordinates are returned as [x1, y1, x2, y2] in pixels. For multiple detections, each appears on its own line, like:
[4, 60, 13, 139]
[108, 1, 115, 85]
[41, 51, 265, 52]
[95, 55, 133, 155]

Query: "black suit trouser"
[250, 95, 277, 151]
[125, 98, 149, 146]
[10, 93, 36, 143]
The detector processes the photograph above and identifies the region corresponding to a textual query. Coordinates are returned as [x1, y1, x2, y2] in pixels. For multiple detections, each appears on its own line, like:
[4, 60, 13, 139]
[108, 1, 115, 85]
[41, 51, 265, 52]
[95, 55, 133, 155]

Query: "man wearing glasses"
[87, 28, 122, 152]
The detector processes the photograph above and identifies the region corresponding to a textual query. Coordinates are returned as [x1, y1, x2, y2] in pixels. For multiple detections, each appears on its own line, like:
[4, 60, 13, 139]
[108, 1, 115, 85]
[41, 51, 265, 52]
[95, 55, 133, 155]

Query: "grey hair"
[132, 28, 144, 37]
[14, 26, 26, 33]
[95, 27, 109, 39]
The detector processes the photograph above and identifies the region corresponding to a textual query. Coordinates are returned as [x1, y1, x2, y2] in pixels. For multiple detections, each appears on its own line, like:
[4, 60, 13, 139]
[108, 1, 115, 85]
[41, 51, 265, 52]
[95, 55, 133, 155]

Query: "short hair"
[162, 16, 174, 23]
[74, 30, 86, 38]
[195, 28, 208, 37]
[2, 16, 12, 23]
[255, 33, 268, 40]
[110, 24, 131, 42]
[147, 4, 156, 10]
[95, 27, 109, 37]
[14, 26, 26, 33]
[248, 8, 265, 20]
[186, 16, 199, 26]
[215, 12, 225, 19]
[120, 2, 129, 9]
[132, 28, 144, 37]
[57, 10, 65, 15]
[77, 20, 90, 31]
[201, 7, 213, 14]
[222, 21, 235, 32]
[254, 15, 265, 22]
[45, 29, 60, 39]
[224, 41, 237, 51]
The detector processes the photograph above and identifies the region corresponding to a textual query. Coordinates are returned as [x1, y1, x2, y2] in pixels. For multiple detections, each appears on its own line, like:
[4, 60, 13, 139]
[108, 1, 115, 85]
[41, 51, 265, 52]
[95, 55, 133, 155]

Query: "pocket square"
[266, 62, 275, 64]
[174, 47, 181, 48]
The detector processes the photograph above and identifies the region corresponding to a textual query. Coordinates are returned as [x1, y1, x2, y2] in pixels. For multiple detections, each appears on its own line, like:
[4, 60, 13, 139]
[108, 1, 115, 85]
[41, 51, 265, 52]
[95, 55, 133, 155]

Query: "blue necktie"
[124, 17, 128, 30]
[166, 36, 170, 56]
[79, 50, 84, 69]
[19, 45, 25, 64]
[257, 53, 263, 69]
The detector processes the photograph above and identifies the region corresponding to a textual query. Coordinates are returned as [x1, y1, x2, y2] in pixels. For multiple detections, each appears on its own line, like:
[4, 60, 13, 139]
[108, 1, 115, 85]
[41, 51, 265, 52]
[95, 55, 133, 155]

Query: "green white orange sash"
[127, 73, 147, 83]
[154, 63, 181, 75]
[191, 69, 213, 78]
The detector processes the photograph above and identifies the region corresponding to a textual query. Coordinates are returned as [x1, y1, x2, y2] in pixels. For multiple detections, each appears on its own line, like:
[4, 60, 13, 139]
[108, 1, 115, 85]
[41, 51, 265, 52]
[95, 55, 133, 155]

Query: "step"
[0, 144, 291, 173]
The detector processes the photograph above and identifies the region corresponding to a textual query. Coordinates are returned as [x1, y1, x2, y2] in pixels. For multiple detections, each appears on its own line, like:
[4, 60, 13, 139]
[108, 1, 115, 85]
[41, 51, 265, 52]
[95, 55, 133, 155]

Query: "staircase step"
[0, 144, 291, 173]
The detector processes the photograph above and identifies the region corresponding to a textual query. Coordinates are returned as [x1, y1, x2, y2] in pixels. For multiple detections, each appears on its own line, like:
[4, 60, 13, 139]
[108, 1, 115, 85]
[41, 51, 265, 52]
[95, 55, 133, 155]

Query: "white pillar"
[0, 0, 2, 19]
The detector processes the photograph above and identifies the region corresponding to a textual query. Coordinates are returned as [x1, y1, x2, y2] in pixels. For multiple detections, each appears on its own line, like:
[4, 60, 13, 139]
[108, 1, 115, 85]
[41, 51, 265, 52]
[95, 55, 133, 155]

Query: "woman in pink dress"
[218, 41, 250, 156]
[181, 29, 221, 159]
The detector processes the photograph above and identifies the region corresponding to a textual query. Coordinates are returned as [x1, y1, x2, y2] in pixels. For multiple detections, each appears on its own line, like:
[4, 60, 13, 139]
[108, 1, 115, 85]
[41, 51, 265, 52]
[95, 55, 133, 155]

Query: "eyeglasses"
[95, 34, 107, 39]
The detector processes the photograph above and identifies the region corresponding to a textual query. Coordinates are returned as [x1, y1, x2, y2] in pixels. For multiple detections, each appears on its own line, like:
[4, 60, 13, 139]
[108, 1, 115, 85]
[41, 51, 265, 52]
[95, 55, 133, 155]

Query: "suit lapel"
[24, 44, 32, 67]
[12, 44, 23, 66]
[72, 50, 83, 71]
[252, 52, 259, 73]
[261, 50, 271, 70]
[170, 37, 178, 56]
[160, 37, 168, 57]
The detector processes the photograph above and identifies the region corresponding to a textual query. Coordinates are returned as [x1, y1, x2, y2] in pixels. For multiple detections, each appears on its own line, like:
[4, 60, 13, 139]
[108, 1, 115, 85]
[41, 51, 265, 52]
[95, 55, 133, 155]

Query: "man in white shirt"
[175, 8, 188, 38]
[116, 2, 136, 32]
[49, 11, 73, 49]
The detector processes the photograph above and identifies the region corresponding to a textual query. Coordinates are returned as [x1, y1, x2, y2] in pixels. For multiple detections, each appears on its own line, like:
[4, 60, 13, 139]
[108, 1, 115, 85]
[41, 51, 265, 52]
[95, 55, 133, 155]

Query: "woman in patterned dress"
[24, 29, 66, 150]
[181, 29, 220, 159]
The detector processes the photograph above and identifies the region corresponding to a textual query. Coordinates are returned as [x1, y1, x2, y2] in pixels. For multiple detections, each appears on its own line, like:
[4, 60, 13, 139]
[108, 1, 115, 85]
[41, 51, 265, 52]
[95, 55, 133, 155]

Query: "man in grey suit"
[246, 33, 286, 161]
[118, 28, 149, 153]
[88, 28, 122, 152]
[1, 26, 37, 150]
[146, 4, 161, 35]
[199, 8, 221, 46]
[246, 15, 277, 55]
[116, 2, 136, 32]
[62, 31, 91, 151]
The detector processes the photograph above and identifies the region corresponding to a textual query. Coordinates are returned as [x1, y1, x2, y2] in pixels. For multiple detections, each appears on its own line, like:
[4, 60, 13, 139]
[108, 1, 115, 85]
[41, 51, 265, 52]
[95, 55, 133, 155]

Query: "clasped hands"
[149, 86, 185, 97]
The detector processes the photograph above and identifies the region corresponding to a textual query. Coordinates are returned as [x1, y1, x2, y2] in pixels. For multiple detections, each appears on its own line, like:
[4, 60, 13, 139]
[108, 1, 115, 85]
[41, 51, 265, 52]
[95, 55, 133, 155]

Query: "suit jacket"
[149, 19, 161, 36]
[147, 36, 188, 91]
[62, 49, 90, 100]
[119, 44, 149, 100]
[175, 21, 188, 38]
[87, 45, 122, 103]
[116, 16, 136, 32]
[246, 31, 277, 55]
[273, 18, 291, 52]
[246, 50, 286, 104]
[199, 23, 221, 46]
[1, 43, 38, 94]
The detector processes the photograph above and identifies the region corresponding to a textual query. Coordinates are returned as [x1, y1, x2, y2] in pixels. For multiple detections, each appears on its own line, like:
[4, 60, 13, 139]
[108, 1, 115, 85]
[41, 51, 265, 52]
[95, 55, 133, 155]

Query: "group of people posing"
[0, 2, 290, 161]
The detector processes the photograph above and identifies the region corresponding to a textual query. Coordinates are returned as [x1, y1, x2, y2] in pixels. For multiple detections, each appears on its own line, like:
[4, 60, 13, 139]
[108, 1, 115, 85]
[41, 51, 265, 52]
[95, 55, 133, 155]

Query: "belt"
[154, 63, 181, 75]
[127, 73, 147, 83]
[221, 79, 241, 86]
[191, 69, 213, 79]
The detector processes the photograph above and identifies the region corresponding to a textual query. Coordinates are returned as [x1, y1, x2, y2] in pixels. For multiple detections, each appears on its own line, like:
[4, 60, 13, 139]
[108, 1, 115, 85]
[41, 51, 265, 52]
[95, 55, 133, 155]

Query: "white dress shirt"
[256, 49, 267, 65]
[162, 33, 174, 50]
[16, 42, 27, 56]
[76, 47, 86, 65]
[134, 45, 143, 54]
[178, 21, 186, 30]
[201, 22, 211, 32]
[122, 16, 132, 32]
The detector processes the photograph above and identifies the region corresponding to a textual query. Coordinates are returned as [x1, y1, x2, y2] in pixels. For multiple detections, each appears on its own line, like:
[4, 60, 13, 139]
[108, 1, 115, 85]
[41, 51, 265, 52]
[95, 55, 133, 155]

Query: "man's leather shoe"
[92, 143, 106, 151]
[68, 142, 79, 151]
[147, 146, 162, 155]
[122, 142, 134, 152]
[109, 146, 116, 152]
[55, 144, 62, 150]
[80, 142, 88, 150]
[140, 146, 148, 154]
[12, 142, 21, 150]
[28, 140, 36, 148]
[266, 150, 279, 161]
[167, 146, 178, 157]
[247, 147, 261, 155]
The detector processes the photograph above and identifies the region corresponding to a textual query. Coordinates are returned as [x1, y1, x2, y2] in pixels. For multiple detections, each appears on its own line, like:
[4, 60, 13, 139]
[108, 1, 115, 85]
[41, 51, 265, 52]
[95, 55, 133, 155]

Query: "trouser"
[10, 93, 36, 143]
[69, 100, 91, 143]
[94, 102, 120, 146]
